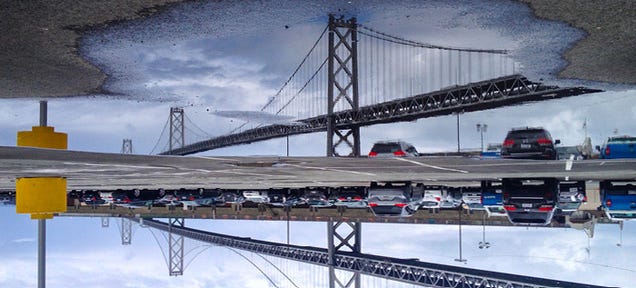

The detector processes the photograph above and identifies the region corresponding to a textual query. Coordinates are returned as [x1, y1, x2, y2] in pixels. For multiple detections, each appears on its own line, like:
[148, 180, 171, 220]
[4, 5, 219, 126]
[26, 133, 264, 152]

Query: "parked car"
[485, 205, 507, 217]
[502, 178, 558, 225]
[480, 182, 505, 217]
[267, 188, 288, 205]
[368, 141, 418, 157]
[439, 198, 462, 209]
[216, 192, 244, 207]
[596, 135, 636, 159]
[418, 195, 441, 210]
[501, 127, 560, 160]
[242, 190, 270, 204]
[461, 188, 485, 211]
[556, 181, 586, 215]
[599, 180, 636, 221]
[331, 187, 367, 208]
[82, 190, 106, 205]
[367, 182, 416, 216]
[480, 184, 503, 206]
[556, 146, 585, 160]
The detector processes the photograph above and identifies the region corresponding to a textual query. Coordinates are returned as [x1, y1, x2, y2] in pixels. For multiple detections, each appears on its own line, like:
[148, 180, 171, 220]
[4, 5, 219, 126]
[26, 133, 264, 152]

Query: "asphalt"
[1, 146, 634, 190]
[0, 0, 633, 98]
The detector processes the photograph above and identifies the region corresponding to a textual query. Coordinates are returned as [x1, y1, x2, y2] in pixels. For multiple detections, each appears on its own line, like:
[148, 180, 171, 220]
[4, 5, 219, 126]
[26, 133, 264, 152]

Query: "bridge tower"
[121, 138, 133, 154]
[169, 107, 185, 151]
[327, 15, 360, 157]
[328, 220, 361, 287]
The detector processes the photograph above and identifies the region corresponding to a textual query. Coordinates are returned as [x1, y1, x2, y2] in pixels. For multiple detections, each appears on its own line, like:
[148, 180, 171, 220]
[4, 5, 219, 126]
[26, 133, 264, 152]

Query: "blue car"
[597, 136, 636, 159]
[600, 180, 636, 221]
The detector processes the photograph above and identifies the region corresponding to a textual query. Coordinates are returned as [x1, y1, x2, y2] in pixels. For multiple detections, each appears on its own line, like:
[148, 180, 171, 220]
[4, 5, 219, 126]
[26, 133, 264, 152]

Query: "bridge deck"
[60, 205, 613, 227]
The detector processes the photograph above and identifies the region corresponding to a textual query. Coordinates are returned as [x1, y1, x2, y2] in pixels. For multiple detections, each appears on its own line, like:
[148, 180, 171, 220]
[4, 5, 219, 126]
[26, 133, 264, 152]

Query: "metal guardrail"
[138, 218, 609, 288]
[161, 75, 601, 155]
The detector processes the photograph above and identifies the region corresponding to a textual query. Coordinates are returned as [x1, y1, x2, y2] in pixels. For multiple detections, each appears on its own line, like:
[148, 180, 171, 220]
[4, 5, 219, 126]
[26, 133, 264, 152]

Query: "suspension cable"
[358, 24, 508, 54]
[276, 58, 328, 115]
[261, 25, 329, 112]
[149, 117, 170, 155]
[225, 25, 328, 135]
[184, 113, 210, 138]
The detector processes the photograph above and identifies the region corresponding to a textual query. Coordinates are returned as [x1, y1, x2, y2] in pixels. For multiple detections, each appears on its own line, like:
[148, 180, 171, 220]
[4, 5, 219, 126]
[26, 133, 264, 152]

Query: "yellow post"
[16, 125, 68, 218]
[16, 177, 67, 218]
[17, 126, 67, 149]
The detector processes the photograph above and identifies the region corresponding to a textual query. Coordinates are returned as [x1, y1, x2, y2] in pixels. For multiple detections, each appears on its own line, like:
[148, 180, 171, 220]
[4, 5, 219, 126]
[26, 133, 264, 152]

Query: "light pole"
[479, 212, 490, 249]
[454, 204, 467, 263]
[617, 220, 623, 247]
[454, 112, 463, 153]
[476, 123, 488, 152]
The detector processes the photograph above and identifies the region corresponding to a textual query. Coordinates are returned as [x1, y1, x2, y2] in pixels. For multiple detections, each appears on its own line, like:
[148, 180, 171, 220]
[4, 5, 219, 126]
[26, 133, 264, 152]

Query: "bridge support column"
[168, 218, 185, 276]
[121, 218, 132, 245]
[169, 107, 185, 152]
[121, 139, 133, 154]
[327, 15, 360, 157]
[328, 220, 361, 288]
[101, 217, 109, 228]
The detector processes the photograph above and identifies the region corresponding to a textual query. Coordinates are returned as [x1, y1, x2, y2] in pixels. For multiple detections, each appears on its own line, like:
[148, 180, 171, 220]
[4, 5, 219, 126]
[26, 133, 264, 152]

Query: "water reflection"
[0, 204, 633, 287]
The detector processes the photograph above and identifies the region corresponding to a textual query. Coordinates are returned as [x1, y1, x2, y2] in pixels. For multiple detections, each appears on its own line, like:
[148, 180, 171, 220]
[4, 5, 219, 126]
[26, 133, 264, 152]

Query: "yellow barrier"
[17, 126, 67, 149]
[16, 125, 68, 218]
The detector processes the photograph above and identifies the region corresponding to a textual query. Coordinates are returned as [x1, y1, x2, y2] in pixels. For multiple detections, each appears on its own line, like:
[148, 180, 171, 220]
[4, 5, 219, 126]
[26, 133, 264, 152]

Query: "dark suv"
[501, 127, 559, 160]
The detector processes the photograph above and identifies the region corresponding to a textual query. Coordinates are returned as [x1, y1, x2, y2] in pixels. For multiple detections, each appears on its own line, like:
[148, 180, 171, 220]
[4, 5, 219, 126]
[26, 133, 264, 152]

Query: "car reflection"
[600, 180, 636, 221]
[367, 182, 417, 217]
[503, 178, 558, 226]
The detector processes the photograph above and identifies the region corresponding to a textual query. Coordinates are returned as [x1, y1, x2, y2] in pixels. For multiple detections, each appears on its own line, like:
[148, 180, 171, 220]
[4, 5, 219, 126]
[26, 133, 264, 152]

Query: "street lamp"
[476, 123, 488, 152]
[454, 111, 464, 153]
[479, 212, 490, 249]
[617, 220, 623, 247]
[454, 203, 467, 263]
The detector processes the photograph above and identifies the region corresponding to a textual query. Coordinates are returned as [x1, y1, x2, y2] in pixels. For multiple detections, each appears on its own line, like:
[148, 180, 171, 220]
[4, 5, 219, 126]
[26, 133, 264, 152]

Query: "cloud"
[10, 238, 35, 244]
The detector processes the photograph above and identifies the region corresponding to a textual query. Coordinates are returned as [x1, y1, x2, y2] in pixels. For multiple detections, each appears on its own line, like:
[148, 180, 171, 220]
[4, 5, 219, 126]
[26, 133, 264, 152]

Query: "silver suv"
[367, 182, 417, 217]
[368, 141, 418, 157]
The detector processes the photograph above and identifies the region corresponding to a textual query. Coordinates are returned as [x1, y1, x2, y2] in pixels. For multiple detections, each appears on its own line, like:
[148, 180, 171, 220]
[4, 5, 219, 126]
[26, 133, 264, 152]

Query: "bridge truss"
[138, 218, 606, 288]
[161, 74, 600, 155]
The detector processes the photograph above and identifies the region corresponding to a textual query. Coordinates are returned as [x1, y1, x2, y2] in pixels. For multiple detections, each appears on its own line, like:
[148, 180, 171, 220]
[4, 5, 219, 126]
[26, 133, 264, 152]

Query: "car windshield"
[608, 136, 636, 143]
[371, 143, 401, 153]
[507, 130, 548, 140]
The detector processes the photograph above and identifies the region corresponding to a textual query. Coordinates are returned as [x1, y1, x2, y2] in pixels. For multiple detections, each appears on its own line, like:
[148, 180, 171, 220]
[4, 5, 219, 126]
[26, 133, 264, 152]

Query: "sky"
[1, 0, 635, 287]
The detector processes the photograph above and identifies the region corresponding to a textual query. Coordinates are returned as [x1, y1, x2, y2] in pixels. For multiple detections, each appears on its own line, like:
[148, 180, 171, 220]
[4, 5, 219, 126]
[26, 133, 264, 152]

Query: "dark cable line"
[276, 58, 328, 115]
[150, 117, 169, 155]
[358, 24, 508, 54]
[261, 25, 329, 112]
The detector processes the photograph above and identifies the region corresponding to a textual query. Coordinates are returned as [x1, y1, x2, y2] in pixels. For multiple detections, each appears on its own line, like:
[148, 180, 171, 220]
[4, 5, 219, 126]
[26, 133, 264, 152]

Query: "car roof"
[372, 140, 413, 146]
[510, 126, 545, 131]
[607, 135, 636, 141]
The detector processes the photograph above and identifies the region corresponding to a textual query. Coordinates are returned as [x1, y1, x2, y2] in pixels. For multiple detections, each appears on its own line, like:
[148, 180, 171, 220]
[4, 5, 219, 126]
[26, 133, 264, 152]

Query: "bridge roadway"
[1, 146, 634, 191]
[161, 74, 602, 155]
[60, 204, 613, 227]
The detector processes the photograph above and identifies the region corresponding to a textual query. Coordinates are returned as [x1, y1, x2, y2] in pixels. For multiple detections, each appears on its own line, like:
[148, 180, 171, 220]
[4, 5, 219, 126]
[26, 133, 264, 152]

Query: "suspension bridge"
[152, 15, 600, 156]
[71, 215, 609, 288]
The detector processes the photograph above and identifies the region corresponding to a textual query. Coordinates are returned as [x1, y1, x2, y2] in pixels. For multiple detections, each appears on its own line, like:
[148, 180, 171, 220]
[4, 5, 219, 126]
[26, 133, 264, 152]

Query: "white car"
[484, 205, 507, 217]
[243, 190, 270, 203]
[418, 195, 441, 210]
